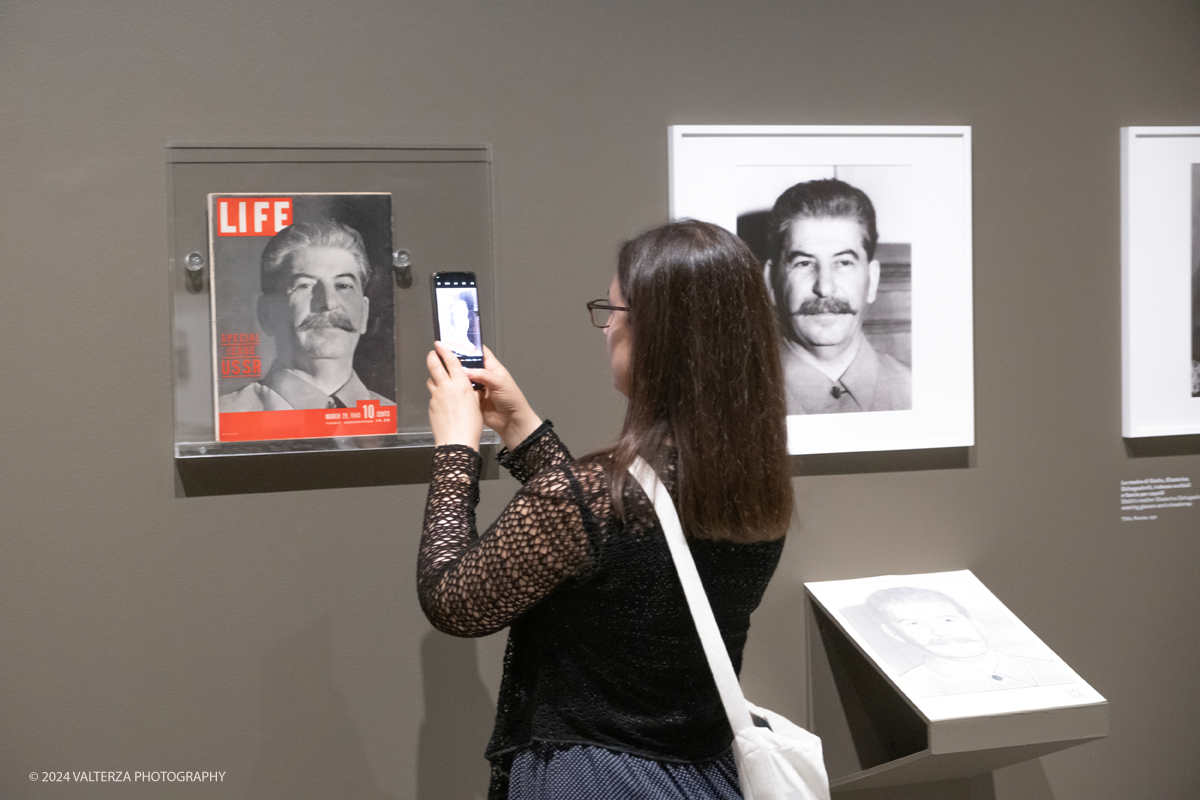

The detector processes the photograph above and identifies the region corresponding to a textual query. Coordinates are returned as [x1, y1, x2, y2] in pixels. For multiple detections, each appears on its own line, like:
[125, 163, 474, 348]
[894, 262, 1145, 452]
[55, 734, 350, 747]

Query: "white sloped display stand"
[805, 571, 1107, 792]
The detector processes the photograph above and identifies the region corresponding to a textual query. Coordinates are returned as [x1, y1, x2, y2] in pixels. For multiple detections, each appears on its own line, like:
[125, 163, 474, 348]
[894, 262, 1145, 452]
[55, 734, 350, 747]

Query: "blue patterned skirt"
[507, 742, 743, 799]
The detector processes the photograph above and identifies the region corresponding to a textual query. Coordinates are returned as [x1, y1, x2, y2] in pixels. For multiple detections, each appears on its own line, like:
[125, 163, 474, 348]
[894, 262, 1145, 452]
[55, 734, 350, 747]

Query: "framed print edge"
[669, 124, 972, 138]
[667, 127, 678, 219]
[959, 127, 976, 449]
[1121, 128, 1136, 436]
[1121, 126, 1200, 438]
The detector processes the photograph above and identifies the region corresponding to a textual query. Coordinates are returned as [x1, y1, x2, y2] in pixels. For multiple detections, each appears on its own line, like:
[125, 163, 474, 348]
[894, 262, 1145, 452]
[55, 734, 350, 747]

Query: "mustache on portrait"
[297, 310, 358, 333]
[796, 297, 856, 316]
[925, 636, 980, 646]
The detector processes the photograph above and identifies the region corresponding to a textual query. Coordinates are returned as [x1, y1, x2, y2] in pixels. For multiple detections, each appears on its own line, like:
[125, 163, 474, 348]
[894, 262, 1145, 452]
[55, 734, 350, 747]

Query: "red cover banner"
[218, 401, 397, 442]
[214, 197, 293, 237]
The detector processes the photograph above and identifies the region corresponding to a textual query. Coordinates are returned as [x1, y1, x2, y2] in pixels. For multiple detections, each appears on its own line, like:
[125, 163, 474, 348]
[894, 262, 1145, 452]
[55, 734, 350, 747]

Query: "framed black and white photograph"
[1121, 127, 1200, 437]
[669, 126, 973, 455]
[806, 570, 1105, 722]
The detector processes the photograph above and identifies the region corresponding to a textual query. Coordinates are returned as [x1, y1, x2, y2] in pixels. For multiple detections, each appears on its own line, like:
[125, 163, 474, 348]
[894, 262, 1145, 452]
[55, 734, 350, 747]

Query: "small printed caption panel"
[1120, 476, 1196, 521]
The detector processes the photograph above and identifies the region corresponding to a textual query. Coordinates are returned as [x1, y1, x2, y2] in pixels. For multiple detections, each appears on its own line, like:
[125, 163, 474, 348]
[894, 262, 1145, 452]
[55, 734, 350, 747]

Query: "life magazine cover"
[208, 193, 397, 442]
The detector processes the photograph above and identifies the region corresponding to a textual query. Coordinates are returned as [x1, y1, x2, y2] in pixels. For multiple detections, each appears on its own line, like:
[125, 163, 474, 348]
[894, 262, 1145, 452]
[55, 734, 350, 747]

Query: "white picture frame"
[1121, 127, 1200, 438]
[669, 125, 974, 455]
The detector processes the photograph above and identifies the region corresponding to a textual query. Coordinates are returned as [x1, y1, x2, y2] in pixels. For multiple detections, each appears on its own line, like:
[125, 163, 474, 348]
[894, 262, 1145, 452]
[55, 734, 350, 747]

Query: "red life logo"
[216, 197, 293, 236]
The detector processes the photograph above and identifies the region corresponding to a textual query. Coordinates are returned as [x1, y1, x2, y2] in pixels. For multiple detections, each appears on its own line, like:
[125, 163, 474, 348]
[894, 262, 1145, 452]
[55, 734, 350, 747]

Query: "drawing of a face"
[881, 600, 990, 659]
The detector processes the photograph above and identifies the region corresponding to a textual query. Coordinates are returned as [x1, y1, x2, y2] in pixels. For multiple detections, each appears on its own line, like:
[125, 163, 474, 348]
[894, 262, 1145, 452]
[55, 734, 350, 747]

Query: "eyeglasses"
[586, 299, 628, 329]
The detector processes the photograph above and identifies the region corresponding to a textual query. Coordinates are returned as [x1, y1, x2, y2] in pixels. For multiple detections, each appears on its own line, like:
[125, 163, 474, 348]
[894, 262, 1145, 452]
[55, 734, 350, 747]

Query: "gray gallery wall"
[2, 1, 1199, 798]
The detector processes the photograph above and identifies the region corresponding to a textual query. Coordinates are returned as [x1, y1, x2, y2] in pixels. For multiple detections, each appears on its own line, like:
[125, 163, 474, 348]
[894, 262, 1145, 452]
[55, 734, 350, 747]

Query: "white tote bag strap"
[628, 457, 756, 735]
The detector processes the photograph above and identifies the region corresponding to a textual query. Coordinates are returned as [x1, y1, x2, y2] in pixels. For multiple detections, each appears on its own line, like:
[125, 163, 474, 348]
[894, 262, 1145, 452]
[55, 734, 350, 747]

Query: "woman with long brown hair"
[419, 220, 793, 799]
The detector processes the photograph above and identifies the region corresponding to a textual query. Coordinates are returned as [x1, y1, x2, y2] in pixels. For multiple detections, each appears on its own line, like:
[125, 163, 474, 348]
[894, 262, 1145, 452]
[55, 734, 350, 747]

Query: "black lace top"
[418, 422, 784, 787]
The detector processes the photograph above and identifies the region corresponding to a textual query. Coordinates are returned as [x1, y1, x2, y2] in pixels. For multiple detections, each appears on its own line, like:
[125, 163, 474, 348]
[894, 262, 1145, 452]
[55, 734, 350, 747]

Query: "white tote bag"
[629, 458, 831, 800]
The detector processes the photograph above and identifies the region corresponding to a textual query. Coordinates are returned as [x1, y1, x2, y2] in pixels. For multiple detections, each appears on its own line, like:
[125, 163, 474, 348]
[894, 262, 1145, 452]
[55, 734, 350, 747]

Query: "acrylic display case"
[168, 145, 499, 461]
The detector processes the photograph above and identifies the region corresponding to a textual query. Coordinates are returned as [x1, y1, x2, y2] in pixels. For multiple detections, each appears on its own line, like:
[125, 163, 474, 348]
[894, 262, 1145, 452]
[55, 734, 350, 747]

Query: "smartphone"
[431, 271, 485, 371]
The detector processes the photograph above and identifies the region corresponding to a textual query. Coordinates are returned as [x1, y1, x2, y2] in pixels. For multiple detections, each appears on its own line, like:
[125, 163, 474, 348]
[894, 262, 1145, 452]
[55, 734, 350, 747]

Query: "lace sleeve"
[418, 444, 594, 637]
[497, 420, 572, 484]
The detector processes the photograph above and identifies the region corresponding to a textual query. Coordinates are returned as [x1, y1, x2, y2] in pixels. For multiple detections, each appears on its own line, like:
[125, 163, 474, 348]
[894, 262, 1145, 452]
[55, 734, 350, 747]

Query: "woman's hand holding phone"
[463, 346, 543, 451]
[426, 342, 484, 451]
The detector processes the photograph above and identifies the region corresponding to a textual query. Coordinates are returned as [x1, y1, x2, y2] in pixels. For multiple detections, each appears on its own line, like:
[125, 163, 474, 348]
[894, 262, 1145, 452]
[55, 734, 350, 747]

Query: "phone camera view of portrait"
[432, 273, 483, 368]
[208, 193, 398, 442]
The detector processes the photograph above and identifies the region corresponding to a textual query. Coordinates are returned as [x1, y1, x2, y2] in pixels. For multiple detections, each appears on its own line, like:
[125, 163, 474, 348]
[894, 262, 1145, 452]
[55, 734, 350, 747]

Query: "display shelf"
[175, 430, 501, 458]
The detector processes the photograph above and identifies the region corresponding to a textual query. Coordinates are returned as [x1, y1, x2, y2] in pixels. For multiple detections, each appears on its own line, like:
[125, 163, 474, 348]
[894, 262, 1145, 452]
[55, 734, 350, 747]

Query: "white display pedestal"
[804, 571, 1108, 793]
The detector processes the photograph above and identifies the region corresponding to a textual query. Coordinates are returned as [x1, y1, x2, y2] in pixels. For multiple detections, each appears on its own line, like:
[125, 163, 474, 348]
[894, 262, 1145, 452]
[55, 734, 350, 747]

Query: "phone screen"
[431, 272, 484, 369]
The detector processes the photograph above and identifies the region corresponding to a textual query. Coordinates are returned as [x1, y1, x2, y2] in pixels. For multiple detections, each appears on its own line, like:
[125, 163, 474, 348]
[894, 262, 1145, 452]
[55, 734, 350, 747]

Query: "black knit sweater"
[417, 422, 784, 795]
